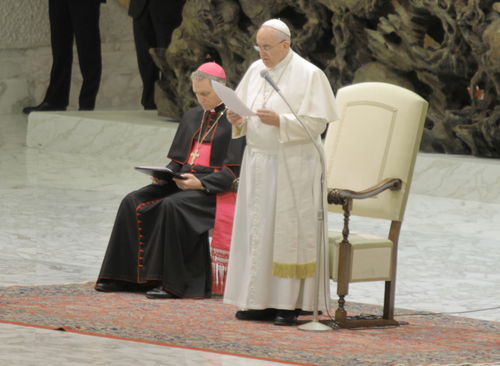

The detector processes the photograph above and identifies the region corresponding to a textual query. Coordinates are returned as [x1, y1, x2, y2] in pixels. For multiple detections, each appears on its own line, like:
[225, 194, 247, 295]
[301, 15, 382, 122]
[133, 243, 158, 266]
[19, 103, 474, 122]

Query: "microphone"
[260, 70, 280, 92]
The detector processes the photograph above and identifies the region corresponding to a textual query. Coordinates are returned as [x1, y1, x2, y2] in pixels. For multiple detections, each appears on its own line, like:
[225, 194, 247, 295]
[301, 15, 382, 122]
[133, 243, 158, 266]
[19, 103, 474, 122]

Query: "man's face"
[192, 78, 222, 111]
[255, 27, 289, 68]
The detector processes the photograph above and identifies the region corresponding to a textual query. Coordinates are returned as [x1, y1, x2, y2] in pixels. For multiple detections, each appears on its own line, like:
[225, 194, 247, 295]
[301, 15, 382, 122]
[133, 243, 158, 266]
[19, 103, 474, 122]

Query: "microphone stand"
[265, 79, 332, 332]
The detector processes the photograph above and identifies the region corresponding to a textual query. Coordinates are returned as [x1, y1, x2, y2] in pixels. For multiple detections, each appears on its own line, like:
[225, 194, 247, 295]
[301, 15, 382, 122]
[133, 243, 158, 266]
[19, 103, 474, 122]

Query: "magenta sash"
[190, 142, 235, 295]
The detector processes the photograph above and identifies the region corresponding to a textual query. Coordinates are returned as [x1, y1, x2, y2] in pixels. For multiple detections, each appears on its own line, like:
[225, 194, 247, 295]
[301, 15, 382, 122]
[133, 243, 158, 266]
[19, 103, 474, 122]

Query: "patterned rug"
[1, 283, 499, 366]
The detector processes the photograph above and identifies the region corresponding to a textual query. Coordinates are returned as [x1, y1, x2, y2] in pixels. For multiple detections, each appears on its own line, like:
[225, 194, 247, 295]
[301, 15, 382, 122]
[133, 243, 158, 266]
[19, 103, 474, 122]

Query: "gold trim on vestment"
[272, 261, 316, 279]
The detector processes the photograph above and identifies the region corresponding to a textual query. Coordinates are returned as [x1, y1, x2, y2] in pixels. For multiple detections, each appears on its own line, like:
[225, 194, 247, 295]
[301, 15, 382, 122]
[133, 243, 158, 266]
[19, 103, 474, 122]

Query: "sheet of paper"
[211, 81, 256, 116]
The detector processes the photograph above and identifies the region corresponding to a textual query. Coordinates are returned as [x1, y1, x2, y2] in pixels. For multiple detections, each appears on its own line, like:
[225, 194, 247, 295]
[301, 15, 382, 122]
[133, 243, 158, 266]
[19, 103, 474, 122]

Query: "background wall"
[1, 0, 499, 158]
[0, 0, 142, 113]
[155, 0, 500, 158]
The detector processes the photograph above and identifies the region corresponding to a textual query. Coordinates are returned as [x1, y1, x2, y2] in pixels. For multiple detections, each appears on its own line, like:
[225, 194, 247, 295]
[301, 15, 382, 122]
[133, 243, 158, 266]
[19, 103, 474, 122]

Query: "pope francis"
[223, 19, 340, 326]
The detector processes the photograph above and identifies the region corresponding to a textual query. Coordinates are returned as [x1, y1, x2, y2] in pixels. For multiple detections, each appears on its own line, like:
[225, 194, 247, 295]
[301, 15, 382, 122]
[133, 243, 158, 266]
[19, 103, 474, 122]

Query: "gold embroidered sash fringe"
[271, 261, 316, 279]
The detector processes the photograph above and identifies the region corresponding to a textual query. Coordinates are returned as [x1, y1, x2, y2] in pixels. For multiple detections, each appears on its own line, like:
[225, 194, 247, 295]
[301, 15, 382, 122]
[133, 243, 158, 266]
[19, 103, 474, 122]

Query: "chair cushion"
[329, 230, 393, 282]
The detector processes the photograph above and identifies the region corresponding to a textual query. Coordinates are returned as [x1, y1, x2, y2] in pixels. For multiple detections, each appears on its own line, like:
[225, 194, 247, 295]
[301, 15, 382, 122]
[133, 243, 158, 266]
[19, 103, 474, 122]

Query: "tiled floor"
[1, 112, 499, 365]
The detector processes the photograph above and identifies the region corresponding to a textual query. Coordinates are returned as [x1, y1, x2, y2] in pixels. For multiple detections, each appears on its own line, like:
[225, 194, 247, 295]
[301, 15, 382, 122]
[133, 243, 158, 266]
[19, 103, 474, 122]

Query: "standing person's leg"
[70, 0, 102, 110]
[23, 0, 73, 113]
[149, 0, 185, 89]
[132, 8, 158, 110]
[149, 0, 185, 49]
[133, 0, 185, 110]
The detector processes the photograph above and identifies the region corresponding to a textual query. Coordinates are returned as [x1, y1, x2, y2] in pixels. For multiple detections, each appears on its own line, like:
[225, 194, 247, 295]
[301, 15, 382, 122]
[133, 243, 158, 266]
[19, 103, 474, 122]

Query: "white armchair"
[324, 82, 428, 328]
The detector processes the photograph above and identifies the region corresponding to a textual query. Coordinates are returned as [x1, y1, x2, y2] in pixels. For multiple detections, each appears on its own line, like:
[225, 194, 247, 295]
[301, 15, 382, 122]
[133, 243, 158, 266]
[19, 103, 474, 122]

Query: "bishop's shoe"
[95, 280, 133, 292]
[145, 286, 179, 299]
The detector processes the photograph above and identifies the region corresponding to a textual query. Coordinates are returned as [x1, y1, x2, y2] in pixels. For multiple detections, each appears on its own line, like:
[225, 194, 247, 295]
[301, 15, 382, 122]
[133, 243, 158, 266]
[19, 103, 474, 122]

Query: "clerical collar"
[206, 103, 225, 113]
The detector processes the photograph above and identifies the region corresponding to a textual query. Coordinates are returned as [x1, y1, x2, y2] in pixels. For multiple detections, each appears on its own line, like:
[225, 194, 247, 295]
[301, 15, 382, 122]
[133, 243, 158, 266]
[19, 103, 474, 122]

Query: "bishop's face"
[192, 78, 223, 111]
[255, 27, 290, 69]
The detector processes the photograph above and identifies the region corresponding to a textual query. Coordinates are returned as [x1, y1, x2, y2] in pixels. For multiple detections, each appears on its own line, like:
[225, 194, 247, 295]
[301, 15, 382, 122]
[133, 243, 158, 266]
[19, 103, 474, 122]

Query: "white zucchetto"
[261, 19, 291, 37]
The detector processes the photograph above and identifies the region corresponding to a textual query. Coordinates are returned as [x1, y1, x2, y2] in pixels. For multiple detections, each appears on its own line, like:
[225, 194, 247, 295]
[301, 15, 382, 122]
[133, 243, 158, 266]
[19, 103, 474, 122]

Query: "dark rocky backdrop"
[139, 0, 499, 158]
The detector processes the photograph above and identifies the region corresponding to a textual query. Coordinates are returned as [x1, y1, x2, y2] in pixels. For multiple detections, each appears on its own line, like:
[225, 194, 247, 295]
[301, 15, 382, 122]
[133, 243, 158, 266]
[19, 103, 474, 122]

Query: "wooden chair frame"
[328, 178, 403, 328]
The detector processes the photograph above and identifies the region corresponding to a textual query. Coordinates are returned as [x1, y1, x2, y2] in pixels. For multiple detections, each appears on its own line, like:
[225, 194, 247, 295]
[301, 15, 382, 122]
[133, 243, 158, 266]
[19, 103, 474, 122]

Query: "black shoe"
[235, 308, 277, 321]
[297, 309, 323, 316]
[22, 102, 67, 115]
[95, 280, 129, 292]
[78, 106, 94, 111]
[274, 310, 298, 326]
[145, 286, 178, 299]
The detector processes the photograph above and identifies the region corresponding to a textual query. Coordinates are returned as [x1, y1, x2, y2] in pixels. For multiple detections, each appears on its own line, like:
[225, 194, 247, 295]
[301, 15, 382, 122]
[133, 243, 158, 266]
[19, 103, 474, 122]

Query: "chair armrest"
[328, 178, 402, 205]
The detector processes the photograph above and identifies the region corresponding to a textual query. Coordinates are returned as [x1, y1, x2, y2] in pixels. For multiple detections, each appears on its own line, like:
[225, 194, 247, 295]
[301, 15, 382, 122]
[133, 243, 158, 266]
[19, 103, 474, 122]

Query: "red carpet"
[1, 283, 499, 365]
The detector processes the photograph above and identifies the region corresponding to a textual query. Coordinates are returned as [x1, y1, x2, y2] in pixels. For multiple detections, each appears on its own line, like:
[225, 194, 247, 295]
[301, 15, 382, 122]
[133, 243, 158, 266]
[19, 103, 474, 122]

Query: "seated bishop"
[95, 62, 246, 299]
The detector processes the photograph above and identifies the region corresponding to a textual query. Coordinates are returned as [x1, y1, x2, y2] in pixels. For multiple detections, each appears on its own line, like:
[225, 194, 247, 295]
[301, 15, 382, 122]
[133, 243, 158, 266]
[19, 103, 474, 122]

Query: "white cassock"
[223, 50, 339, 311]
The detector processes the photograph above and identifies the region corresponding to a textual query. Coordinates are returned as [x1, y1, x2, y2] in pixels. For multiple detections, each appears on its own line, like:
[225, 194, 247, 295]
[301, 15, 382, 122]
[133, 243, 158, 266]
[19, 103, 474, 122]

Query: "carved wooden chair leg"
[335, 198, 353, 326]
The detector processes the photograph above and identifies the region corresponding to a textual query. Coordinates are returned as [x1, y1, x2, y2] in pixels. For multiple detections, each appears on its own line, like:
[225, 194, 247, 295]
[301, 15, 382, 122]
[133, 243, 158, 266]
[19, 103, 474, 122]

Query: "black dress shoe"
[274, 310, 298, 326]
[22, 102, 67, 115]
[95, 281, 128, 292]
[145, 286, 178, 299]
[235, 308, 277, 321]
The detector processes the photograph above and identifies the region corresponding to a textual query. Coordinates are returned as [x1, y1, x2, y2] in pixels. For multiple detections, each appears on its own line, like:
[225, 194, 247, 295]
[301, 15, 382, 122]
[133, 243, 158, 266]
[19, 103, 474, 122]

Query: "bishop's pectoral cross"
[189, 151, 200, 165]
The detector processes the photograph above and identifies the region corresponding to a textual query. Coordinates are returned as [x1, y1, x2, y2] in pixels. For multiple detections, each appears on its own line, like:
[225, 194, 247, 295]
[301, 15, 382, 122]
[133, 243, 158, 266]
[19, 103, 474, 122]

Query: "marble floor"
[0, 112, 499, 365]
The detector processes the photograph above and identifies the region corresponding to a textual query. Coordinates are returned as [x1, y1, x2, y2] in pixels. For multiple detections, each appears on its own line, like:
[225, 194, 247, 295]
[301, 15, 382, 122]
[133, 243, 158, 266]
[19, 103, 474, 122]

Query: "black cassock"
[97, 104, 245, 298]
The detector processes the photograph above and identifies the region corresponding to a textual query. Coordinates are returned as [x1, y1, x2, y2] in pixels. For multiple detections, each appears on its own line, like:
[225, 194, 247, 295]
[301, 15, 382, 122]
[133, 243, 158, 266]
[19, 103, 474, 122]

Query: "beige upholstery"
[324, 82, 428, 328]
[325, 84, 426, 220]
[329, 231, 393, 282]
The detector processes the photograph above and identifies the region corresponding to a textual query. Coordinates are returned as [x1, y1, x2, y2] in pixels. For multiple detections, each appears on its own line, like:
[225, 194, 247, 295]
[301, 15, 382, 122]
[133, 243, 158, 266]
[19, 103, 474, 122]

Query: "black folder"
[134, 166, 187, 180]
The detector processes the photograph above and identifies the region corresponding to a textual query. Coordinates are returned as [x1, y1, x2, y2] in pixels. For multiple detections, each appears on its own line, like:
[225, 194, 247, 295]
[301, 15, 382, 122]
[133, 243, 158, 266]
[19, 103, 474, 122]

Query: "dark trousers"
[44, 0, 102, 110]
[131, 0, 185, 109]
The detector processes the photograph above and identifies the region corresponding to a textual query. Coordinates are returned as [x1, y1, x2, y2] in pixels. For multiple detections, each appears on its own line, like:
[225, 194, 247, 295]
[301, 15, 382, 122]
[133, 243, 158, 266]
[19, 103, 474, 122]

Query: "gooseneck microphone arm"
[260, 70, 332, 332]
[260, 70, 281, 93]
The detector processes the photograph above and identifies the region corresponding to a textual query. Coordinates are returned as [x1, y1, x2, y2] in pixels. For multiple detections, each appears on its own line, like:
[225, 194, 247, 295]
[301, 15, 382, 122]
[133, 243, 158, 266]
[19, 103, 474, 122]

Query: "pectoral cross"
[189, 151, 200, 164]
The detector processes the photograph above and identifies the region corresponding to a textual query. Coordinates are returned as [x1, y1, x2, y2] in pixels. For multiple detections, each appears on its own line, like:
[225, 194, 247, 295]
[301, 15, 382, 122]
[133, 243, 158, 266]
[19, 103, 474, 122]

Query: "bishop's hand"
[173, 173, 205, 191]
